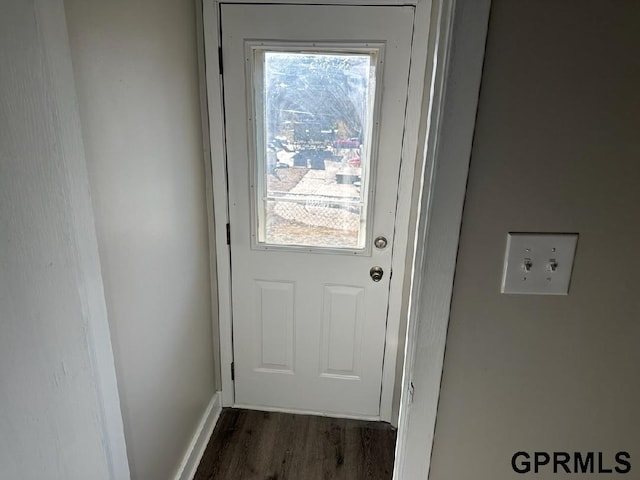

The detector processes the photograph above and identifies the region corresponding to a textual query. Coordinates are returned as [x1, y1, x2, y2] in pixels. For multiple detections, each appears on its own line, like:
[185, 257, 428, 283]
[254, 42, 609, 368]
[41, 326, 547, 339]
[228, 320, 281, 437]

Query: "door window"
[251, 48, 380, 250]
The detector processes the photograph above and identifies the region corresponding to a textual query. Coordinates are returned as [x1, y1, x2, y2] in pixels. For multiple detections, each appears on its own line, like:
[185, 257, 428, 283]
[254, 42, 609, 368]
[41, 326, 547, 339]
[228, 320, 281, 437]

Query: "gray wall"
[429, 1, 640, 478]
[64, 1, 218, 478]
[0, 0, 128, 478]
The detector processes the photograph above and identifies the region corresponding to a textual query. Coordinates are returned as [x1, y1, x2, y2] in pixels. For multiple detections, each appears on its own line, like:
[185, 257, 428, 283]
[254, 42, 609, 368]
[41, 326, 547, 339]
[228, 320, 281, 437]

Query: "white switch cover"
[501, 233, 578, 295]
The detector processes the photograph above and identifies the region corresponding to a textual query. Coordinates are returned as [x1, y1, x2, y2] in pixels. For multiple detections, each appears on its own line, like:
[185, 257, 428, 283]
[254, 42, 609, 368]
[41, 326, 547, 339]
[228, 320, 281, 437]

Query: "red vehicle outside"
[333, 138, 360, 149]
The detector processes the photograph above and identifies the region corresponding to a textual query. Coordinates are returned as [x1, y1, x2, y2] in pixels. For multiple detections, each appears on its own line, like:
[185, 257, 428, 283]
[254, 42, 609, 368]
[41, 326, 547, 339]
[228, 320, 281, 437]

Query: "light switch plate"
[501, 233, 578, 295]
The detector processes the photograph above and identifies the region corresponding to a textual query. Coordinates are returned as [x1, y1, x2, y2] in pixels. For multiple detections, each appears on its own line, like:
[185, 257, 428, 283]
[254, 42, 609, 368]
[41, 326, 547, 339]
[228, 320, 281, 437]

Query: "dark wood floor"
[194, 408, 397, 480]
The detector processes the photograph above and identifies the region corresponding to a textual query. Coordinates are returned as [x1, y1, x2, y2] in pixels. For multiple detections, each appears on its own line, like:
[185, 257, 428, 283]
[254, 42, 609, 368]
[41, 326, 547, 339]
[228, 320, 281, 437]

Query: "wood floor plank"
[194, 409, 396, 480]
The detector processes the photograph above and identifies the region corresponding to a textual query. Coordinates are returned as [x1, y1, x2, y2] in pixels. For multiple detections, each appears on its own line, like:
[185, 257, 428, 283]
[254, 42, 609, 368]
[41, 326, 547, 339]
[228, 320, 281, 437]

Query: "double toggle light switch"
[501, 233, 579, 295]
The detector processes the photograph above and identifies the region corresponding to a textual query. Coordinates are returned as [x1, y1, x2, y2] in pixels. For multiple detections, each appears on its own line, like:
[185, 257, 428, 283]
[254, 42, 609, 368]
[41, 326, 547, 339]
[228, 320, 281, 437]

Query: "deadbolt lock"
[370, 266, 384, 282]
[374, 236, 388, 249]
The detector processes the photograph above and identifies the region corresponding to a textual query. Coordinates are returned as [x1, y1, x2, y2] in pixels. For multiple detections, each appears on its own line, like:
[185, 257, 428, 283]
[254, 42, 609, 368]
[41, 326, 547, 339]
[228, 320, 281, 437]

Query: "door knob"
[370, 266, 384, 282]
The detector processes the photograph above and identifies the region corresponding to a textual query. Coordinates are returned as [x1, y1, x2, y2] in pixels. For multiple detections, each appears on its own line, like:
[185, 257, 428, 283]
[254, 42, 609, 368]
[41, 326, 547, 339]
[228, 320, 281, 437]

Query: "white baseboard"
[173, 391, 222, 480]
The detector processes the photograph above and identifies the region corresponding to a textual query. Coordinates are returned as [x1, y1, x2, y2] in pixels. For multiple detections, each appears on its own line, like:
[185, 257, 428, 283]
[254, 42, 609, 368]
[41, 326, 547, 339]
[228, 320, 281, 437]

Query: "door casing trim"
[392, 0, 491, 478]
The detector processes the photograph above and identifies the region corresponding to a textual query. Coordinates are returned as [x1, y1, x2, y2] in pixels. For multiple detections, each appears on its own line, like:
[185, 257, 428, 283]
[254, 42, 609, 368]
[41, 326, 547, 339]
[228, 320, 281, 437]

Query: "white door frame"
[200, 0, 490, 428]
[392, 0, 490, 477]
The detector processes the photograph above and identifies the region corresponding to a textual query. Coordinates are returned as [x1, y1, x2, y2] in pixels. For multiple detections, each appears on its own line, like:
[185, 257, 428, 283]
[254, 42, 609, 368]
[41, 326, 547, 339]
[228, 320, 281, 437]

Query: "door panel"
[321, 285, 365, 377]
[222, 4, 414, 417]
[255, 280, 295, 372]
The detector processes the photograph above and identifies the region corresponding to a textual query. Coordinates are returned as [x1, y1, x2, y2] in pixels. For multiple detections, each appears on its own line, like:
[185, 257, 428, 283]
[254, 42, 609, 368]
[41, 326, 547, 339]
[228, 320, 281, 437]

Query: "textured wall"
[0, 0, 128, 478]
[430, 1, 640, 478]
[64, 1, 217, 478]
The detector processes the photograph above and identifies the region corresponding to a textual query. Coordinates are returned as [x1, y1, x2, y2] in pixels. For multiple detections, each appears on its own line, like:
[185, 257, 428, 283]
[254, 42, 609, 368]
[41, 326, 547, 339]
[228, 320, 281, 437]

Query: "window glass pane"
[255, 50, 377, 249]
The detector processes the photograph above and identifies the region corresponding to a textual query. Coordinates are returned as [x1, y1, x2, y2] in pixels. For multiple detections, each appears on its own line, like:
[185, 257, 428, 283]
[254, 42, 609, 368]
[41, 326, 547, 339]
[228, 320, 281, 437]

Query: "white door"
[222, 4, 414, 418]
